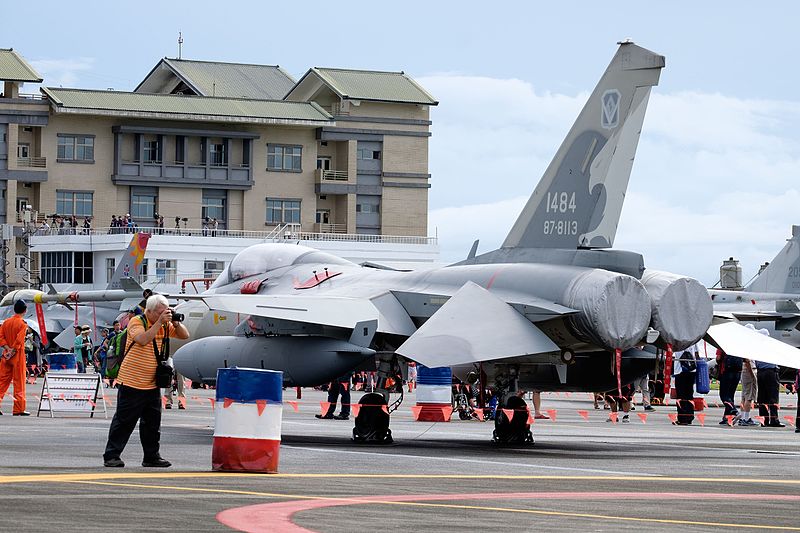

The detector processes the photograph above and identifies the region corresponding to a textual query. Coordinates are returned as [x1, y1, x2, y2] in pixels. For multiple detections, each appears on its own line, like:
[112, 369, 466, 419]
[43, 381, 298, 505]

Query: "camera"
[170, 309, 185, 322]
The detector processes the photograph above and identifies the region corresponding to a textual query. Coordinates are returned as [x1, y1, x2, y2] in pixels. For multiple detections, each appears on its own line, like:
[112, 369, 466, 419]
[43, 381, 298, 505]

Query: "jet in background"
[0, 232, 151, 347]
[705, 226, 800, 379]
[174, 42, 722, 404]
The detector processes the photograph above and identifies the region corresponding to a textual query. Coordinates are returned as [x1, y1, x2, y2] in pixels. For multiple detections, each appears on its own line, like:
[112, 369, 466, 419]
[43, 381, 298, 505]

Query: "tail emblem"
[601, 90, 620, 129]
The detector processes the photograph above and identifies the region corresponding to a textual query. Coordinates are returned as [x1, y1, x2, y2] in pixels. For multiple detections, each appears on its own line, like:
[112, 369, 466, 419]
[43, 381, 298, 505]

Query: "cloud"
[424, 74, 800, 285]
[28, 57, 95, 88]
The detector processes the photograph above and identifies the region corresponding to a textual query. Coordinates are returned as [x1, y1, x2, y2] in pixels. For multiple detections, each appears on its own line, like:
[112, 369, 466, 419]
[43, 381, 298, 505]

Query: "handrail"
[16, 156, 47, 168]
[29, 226, 437, 245]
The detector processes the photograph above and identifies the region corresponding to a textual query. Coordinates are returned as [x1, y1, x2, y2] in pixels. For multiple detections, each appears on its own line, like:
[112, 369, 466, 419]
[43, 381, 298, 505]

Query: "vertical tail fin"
[107, 232, 151, 289]
[745, 226, 800, 294]
[502, 42, 664, 250]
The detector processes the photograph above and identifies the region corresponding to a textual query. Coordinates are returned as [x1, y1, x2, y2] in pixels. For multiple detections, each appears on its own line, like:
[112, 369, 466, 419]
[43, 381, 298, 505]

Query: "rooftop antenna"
[177, 31, 184, 59]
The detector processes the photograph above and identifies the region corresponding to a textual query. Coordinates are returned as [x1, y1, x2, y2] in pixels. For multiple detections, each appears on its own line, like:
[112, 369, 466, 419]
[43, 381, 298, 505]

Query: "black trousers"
[718, 369, 741, 419]
[675, 371, 695, 424]
[323, 381, 351, 417]
[756, 367, 780, 426]
[104, 385, 162, 461]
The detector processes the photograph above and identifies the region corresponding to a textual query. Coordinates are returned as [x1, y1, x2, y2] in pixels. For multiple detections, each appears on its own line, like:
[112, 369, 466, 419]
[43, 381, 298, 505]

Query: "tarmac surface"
[1, 379, 799, 532]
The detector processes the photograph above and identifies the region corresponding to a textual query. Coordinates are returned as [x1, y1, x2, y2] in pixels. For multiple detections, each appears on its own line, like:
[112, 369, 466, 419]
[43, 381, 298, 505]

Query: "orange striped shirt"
[117, 315, 175, 390]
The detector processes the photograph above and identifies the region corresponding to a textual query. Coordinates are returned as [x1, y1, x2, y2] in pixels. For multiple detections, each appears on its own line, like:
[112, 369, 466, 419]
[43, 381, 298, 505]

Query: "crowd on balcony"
[35, 215, 92, 235]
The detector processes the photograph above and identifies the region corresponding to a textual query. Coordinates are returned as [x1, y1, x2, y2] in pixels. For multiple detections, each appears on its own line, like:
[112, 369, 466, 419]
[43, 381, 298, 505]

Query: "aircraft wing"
[706, 322, 800, 369]
[396, 281, 561, 367]
[199, 294, 415, 335]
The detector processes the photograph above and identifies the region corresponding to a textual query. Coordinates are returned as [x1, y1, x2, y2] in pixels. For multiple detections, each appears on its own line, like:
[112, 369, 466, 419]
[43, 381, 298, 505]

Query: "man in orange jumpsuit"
[0, 299, 31, 416]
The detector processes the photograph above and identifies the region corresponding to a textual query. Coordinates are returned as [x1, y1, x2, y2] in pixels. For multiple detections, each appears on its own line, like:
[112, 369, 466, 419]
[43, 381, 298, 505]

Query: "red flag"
[546, 409, 557, 422]
[667, 413, 678, 424]
[223, 398, 234, 409]
[319, 401, 331, 415]
[256, 400, 267, 416]
[609, 412, 618, 424]
[664, 344, 673, 390]
[577, 410, 589, 421]
[527, 411, 534, 425]
[88, 400, 96, 408]
[696, 413, 706, 426]
[726, 415, 734, 426]
[286, 400, 299, 413]
[35, 303, 48, 347]
[754, 416, 765, 425]
[350, 404, 360, 418]
[502, 408, 514, 421]
[637, 413, 647, 424]
[783, 416, 795, 427]
[208, 398, 215, 410]
[410, 405, 422, 421]
[441, 406, 452, 420]
[178, 397, 187, 409]
[381, 405, 389, 414]
[161, 396, 167, 408]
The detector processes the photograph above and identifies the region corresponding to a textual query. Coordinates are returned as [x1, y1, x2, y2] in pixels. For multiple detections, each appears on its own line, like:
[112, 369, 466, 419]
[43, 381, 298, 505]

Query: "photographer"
[103, 294, 189, 468]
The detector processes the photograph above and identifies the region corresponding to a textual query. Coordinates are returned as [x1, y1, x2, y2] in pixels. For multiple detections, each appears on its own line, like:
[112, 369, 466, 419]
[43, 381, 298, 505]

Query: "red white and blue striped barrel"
[415, 365, 452, 422]
[212, 367, 283, 473]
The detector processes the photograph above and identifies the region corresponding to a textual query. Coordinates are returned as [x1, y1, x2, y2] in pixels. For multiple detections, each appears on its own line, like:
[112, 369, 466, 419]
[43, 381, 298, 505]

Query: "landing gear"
[352, 392, 393, 444]
[492, 395, 534, 445]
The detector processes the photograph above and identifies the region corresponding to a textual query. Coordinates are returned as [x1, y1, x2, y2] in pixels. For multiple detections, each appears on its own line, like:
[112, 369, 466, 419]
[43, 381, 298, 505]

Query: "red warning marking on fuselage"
[293, 270, 341, 289]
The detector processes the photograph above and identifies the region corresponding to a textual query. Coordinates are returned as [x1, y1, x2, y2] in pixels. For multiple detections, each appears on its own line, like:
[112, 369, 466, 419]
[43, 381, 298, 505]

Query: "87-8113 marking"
[544, 220, 578, 235]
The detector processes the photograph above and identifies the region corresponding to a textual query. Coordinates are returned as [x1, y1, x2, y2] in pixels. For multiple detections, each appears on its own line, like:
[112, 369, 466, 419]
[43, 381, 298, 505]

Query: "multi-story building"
[0, 48, 439, 293]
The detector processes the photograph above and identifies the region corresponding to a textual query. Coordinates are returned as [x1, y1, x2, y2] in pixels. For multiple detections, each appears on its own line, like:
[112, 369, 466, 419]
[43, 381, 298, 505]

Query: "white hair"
[145, 294, 169, 311]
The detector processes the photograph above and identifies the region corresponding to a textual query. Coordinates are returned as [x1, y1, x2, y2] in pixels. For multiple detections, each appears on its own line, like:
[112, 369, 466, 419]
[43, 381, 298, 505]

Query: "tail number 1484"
[546, 192, 577, 213]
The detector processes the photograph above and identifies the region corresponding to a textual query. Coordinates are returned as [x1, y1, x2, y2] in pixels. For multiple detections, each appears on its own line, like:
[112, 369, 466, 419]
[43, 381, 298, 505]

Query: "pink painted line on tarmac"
[216, 491, 800, 533]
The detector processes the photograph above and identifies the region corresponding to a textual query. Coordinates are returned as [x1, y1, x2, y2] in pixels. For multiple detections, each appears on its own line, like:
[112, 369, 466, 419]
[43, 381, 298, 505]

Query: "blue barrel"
[48, 353, 77, 372]
[212, 367, 283, 473]
[695, 358, 710, 394]
[415, 365, 452, 421]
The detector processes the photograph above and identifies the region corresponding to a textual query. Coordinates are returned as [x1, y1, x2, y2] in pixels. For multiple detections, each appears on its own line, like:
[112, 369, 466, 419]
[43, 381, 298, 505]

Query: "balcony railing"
[29, 225, 437, 245]
[315, 223, 347, 234]
[316, 169, 349, 181]
[16, 156, 47, 168]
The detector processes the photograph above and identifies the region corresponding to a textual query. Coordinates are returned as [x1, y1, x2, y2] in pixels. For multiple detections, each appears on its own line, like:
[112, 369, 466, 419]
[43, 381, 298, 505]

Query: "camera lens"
[171, 312, 184, 322]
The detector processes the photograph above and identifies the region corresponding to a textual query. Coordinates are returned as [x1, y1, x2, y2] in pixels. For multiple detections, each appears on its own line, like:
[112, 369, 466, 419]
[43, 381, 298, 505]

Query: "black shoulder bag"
[150, 319, 174, 389]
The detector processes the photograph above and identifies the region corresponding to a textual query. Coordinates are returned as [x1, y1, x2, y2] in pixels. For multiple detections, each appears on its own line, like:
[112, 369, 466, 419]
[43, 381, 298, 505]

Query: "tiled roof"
[139, 58, 295, 99]
[42, 88, 332, 124]
[0, 48, 43, 83]
[308, 67, 437, 105]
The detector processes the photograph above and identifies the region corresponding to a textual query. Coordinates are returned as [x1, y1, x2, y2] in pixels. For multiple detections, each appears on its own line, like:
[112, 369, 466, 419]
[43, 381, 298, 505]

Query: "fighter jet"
[0, 232, 151, 347]
[174, 42, 720, 403]
[704, 226, 800, 375]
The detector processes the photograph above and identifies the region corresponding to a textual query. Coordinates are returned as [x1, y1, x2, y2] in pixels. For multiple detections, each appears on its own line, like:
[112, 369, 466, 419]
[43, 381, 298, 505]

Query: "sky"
[5, 1, 800, 286]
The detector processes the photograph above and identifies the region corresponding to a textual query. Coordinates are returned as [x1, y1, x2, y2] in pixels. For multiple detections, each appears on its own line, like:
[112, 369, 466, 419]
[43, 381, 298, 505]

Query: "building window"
[139, 258, 149, 283]
[266, 199, 300, 224]
[131, 187, 157, 220]
[155, 259, 177, 284]
[41, 252, 72, 284]
[210, 142, 226, 166]
[202, 189, 226, 223]
[74, 252, 93, 284]
[56, 191, 93, 216]
[356, 202, 380, 214]
[41, 251, 93, 284]
[17, 144, 30, 159]
[143, 139, 160, 163]
[57, 135, 94, 162]
[204, 260, 225, 279]
[267, 144, 302, 172]
[316, 157, 331, 170]
[357, 148, 381, 160]
[106, 258, 115, 283]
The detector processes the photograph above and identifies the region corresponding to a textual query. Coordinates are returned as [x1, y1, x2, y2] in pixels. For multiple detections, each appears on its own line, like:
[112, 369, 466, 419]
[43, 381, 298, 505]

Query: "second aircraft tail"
[745, 225, 800, 294]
